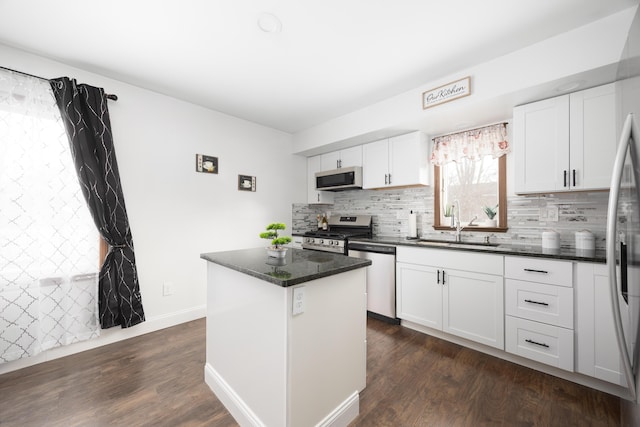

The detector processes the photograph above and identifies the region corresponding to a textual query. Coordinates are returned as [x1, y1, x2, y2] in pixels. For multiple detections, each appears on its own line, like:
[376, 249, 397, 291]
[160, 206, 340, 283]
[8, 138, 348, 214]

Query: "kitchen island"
[200, 248, 371, 427]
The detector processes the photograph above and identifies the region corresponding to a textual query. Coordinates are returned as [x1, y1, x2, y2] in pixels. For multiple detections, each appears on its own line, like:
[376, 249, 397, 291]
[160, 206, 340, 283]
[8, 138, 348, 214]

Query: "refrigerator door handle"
[606, 112, 637, 401]
[621, 242, 629, 304]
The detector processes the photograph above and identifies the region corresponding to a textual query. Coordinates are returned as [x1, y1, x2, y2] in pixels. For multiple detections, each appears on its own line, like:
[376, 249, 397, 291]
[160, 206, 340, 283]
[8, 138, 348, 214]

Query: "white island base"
[204, 261, 367, 427]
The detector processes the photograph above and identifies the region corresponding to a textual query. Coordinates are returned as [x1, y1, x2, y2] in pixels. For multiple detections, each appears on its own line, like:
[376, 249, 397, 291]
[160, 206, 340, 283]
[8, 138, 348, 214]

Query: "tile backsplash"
[293, 187, 609, 250]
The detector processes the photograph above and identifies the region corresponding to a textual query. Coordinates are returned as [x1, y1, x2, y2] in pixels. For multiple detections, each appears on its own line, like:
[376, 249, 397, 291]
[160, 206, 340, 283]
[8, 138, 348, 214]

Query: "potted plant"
[482, 204, 499, 227]
[260, 223, 292, 258]
[443, 204, 454, 227]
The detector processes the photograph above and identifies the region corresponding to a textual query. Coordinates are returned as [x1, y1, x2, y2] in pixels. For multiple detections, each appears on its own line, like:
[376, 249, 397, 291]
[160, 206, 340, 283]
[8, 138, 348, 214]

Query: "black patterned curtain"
[49, 77, 144, 329]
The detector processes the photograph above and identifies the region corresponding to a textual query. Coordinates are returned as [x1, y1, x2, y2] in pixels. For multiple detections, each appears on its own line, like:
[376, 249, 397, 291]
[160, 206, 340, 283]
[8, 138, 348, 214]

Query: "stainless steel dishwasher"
[348, 241, 399, 324]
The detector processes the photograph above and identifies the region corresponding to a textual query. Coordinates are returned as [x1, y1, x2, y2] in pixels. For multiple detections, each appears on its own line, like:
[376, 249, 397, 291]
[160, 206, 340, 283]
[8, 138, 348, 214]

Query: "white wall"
[292, 6, 636, 155]
[0, 44, 305, 373]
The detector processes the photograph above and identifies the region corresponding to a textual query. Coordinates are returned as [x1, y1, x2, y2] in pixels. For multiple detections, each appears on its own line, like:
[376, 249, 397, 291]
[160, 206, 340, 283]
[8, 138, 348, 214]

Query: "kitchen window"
[432, 123, 509, 232]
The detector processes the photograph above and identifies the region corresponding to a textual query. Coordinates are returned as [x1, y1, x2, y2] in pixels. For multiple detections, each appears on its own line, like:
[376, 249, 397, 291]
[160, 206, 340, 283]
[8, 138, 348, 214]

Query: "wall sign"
[422, 76, 471, 109]
[238, 174, 256, 192]
[195, 154, 218, 174]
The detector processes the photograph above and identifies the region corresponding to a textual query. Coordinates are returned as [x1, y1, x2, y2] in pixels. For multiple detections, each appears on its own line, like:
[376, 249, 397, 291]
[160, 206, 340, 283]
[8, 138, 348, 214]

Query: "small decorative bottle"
[321, 213, 328, 230]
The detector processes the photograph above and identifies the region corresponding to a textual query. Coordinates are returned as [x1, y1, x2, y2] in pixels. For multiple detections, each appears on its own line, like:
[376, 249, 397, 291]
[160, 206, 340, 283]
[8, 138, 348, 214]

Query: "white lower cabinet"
[396, 247, 628, 393]
[396, 263, 441, 329]
[575, 262, 626, 386]
[504, 256, 574, 371]
[396, 247, 504, 350]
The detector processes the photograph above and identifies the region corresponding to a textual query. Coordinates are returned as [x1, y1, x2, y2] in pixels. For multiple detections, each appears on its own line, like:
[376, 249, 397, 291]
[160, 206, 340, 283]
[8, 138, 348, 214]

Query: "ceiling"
[0, 0, 638, 134]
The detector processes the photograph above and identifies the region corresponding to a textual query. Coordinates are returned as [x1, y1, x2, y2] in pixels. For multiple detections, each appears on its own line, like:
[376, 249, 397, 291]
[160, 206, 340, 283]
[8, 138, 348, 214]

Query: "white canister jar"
[542, 230, 560, 249]
[575, 230, 595, 250]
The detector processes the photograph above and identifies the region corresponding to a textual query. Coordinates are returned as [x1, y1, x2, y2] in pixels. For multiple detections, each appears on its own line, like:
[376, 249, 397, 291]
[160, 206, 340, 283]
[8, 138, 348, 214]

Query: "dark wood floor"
[0, 318, 620, 427]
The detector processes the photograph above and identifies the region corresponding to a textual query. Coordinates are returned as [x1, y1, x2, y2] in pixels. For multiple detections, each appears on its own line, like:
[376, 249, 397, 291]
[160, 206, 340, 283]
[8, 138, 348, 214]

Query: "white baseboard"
[204, 363, 360, 427]
[400, 319, 629, 399]
[204, 363, 265, 427]
[0, 305, 206, 375]
[316, 391, 360, 427]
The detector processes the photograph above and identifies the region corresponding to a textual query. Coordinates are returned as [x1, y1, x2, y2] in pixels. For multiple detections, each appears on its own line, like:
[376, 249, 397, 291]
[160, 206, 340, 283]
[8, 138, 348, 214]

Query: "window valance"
[430, 122, 509, 166]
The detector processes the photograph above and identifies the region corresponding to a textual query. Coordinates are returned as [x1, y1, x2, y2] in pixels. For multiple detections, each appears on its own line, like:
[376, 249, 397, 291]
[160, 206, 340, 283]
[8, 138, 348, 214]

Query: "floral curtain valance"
[430, 123, 509, 166]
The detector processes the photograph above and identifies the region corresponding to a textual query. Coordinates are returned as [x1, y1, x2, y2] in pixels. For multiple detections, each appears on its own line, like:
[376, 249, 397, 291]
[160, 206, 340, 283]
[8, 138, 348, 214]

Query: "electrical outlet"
[163, 282, 174, 296]
[292, 286, 305, 315]
[539, 206, 559, 222]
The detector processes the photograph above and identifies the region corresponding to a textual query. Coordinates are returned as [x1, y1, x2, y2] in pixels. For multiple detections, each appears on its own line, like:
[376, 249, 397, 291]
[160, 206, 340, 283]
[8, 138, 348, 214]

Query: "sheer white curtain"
[0, 69, 100, 363]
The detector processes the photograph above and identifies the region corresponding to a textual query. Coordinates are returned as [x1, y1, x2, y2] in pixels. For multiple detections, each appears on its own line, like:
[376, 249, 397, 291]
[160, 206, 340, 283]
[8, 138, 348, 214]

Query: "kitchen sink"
[415, 240, 452, 247]
[416, 239, 500, 248]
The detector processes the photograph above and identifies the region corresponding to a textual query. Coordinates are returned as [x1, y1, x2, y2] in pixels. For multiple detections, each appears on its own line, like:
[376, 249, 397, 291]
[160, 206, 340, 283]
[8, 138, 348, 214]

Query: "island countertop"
[201, 247, 372, 287]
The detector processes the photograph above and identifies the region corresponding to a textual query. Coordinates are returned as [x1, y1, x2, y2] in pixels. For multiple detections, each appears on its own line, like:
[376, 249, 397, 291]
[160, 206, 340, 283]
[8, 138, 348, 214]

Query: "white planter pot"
[266, 247, 288, 258]
[483, 219, 497, 227]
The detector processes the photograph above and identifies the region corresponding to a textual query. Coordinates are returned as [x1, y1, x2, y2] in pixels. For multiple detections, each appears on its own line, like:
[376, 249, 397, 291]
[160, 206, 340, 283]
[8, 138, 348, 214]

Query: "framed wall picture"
[196, 154, 218, 174]
[422, 76, 471, 109]
[238, 174, 256, 192]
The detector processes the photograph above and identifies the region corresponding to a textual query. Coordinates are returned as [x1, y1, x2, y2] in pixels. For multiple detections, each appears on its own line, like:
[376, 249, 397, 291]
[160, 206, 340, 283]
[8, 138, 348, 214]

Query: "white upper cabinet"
[514, 83, 617, 194]
[320, 146, 363, 170]
[514, 95, 569, 193]
[362, 131, 429, 189]
[362, 139, 389, 188]
[569, 83, 617, 190]
[307, 155, 334, 204]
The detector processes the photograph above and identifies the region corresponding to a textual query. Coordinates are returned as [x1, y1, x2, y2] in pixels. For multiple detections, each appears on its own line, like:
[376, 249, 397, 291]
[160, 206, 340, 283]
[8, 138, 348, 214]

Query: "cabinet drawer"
[505, 279, 573, 328]
[505, 256, 572, 287]
[505, 316, 574, 371]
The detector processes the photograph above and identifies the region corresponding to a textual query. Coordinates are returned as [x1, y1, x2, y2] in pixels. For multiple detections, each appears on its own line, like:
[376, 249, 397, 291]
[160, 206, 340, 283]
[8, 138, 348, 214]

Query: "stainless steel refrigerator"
[608, 108, 640, 424]
[608, 8, 640, 423]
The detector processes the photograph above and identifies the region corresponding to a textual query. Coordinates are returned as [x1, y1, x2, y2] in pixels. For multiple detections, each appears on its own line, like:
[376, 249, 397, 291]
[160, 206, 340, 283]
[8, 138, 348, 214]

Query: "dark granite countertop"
[348, 237, 606, 263]
[201, 247, 372, 287]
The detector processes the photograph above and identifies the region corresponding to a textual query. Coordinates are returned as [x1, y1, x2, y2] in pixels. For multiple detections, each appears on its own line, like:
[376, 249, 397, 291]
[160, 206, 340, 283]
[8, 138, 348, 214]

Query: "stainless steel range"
[302, 215, 372, 254]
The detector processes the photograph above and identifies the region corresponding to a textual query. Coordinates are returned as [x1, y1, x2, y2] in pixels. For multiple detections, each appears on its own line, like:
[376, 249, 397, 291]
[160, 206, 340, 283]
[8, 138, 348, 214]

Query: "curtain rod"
[432, 121, 508, 141]
[0, 66, 118, 101]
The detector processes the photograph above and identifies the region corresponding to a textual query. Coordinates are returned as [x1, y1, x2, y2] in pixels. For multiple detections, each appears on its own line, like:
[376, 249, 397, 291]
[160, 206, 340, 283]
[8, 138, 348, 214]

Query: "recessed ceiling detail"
[0, 1, 635, 134]
[257, 12, 282, 33]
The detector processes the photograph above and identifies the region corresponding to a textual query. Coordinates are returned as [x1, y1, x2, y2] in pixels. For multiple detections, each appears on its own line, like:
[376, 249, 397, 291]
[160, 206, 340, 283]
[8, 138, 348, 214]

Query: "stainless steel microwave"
[315, 166, 363, 191]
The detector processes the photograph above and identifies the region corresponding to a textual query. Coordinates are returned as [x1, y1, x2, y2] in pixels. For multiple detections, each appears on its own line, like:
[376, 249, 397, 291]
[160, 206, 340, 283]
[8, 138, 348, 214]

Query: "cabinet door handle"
[563, 170, 567, 187]
[384, 174, 388, 185]
[437, 270, 440, 284]
[525, 339, 549, 349]
[524, 268, 549, 274]
[524, 299, 549, 307]
[388, 173, 392, 185]
[442, 270, 446, 285]
[317, 193, 320, 202]
[572, 169, 576, 187]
